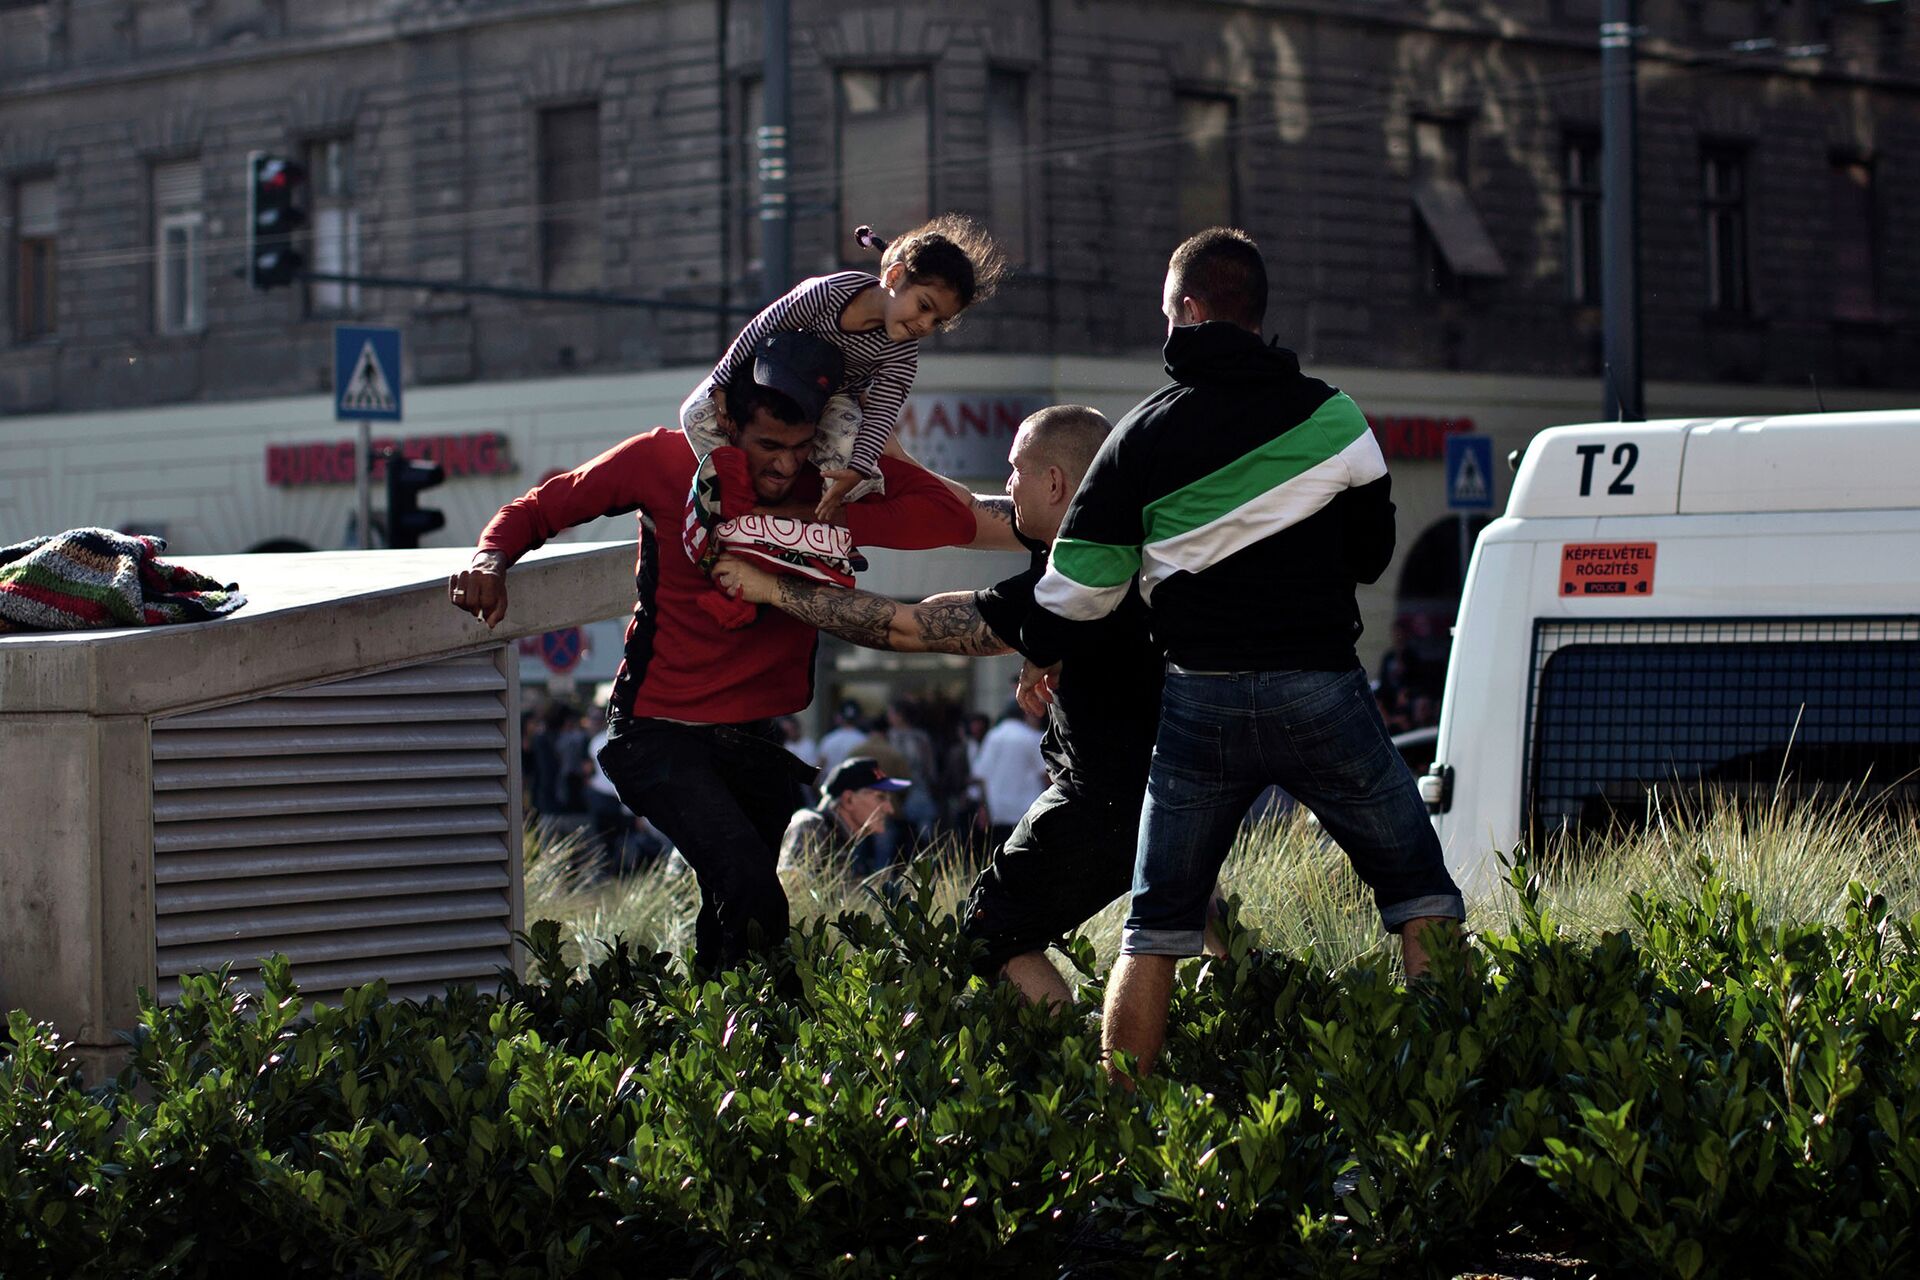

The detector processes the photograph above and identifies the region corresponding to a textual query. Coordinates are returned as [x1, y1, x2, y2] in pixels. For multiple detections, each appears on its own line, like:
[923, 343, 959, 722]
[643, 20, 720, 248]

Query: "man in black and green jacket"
[1024, 227, 1465, 1080]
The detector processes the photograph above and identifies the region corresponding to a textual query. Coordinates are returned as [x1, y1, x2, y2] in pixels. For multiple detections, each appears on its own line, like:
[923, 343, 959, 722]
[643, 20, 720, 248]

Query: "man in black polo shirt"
[712, 404, 1166, 1005]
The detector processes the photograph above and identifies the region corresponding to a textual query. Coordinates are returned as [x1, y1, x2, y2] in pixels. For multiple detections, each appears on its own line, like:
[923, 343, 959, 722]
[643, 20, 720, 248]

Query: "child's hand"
[709, 387, 735, 435]
[815, 469, 862, 522]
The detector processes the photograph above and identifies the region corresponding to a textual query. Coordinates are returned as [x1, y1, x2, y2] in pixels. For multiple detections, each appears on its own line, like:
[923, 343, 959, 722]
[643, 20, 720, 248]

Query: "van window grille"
[1525, 617, 1920, 836]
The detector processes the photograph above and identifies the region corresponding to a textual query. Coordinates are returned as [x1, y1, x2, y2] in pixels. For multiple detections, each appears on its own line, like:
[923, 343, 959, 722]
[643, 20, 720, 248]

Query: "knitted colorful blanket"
[0, 528, 247, 633]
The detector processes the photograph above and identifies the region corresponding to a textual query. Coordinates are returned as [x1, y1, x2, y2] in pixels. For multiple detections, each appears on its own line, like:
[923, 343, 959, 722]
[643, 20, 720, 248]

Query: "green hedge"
[4, 867, 1918, 1279]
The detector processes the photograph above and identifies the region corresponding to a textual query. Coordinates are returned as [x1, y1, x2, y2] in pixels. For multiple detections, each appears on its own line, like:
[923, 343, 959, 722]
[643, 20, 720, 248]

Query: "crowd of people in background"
[520, 622, 1441, 887]
[517, 690, 1050, 882]
[519, 621, 1443, 888]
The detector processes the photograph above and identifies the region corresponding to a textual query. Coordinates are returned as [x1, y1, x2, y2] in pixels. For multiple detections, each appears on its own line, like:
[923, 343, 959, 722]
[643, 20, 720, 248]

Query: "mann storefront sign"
[895, 394, 1049, 478]
[267, 432, 517, 488]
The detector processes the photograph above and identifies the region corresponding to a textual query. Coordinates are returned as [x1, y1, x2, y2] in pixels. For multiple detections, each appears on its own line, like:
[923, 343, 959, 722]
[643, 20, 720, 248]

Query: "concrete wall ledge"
[0, 542, 636, 716]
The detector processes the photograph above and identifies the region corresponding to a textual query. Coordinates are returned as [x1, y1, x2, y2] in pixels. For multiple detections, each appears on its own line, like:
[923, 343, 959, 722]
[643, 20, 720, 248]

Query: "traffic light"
[247, 151, 307, 290]
[383, 448, 446, 549]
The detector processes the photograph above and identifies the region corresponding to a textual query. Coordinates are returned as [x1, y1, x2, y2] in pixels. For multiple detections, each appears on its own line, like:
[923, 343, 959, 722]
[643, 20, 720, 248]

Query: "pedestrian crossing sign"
[1444, 433, 1494, 511]
[334, 325, 404, 422]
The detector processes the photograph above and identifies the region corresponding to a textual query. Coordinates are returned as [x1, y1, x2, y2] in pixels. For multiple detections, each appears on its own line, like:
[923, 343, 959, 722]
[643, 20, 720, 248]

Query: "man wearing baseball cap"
[449, 332, 1023, 972]
[779, 757, 912, 877]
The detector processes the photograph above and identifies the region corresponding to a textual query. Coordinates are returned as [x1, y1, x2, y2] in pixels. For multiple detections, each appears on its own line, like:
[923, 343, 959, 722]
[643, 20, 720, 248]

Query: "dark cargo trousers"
[597, 717, 814, 970]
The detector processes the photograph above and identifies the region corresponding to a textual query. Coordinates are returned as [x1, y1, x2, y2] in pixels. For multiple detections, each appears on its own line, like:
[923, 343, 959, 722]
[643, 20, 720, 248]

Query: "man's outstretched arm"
[712, 556, 1012, 657]
[452, 432, 657, 627]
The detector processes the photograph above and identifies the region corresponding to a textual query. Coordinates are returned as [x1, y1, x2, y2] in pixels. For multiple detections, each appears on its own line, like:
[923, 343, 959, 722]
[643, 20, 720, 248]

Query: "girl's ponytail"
[859, 213, 1006, 315]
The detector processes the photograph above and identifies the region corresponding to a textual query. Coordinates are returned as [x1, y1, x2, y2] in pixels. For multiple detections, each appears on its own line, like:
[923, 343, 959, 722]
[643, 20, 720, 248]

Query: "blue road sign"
[334, 325, 404, 422]
[1444, 433, 1495, 511]
[540, 628, 584, 674]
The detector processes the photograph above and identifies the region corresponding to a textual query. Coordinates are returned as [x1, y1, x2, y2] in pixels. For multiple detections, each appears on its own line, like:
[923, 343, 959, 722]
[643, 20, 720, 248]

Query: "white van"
[1421, 410, 1920, 897]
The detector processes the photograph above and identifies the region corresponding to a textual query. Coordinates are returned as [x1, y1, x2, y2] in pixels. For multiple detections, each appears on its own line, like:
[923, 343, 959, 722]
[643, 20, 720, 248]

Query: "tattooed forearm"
[914, 593, 1015, 657]
[768, 578, 1013, 657]
[774, 576, 900, 650]
[973, 495, 1015, 529]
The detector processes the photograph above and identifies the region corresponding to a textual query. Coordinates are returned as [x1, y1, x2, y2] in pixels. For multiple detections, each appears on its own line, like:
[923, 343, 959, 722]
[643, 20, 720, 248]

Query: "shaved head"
[1015, 404, 1110, 492]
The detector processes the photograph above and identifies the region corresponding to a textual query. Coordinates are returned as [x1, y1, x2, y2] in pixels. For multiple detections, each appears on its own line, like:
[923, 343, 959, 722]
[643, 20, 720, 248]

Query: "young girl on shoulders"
[680, 214, 1006, 521]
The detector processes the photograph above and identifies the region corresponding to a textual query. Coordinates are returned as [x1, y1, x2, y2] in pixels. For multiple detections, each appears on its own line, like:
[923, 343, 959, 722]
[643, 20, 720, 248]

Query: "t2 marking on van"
[1574, 441, 1639, 496]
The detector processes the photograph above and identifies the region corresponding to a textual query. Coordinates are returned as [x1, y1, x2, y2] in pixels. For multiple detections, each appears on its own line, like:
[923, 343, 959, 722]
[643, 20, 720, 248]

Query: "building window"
[1702, 144, 1749, 314]
[734, 76, 766, 280]
[14, 176, 56, 341]
[306, 138, 360, 315]
[538, 103, 602, 292]
[1411, 117, 1505, 297]
[153, 160, 205, 335]
[1830, 158, 1877, 322]
[1563, 132, 1602, 305]
[1174, 91, 1236, 234]
[987, 69, 1033, 265]
[837, 67, 930, 262]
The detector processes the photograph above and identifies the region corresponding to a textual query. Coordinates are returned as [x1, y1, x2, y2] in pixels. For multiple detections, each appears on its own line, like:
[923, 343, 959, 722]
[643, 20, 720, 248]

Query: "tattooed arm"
[964, 494, 1024, 551]
[711, 556, 1013, 657]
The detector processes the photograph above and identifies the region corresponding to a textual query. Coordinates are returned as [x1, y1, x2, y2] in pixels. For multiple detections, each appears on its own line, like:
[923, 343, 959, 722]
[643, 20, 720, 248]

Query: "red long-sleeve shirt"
[479, 428, 976, 724]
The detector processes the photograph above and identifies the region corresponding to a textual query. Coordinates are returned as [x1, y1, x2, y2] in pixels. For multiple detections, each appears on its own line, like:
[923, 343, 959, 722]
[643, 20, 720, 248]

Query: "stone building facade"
[2, 0, 1917, 415]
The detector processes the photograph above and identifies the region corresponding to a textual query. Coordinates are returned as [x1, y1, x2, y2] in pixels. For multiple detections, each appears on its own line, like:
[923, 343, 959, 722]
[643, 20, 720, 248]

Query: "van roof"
[1506, 409, 1920, 518]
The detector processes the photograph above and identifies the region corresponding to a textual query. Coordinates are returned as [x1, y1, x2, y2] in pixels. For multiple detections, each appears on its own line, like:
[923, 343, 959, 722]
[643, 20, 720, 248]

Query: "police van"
[1420, 410, 1920, 897]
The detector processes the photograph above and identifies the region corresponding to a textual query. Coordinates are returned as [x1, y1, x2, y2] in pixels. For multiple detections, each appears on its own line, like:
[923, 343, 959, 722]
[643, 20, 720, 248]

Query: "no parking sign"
[539, 627, 584, 674]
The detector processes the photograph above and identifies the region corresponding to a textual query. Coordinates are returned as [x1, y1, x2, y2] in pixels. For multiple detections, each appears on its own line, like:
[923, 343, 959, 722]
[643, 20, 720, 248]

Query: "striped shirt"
[688, 271, 918, 477]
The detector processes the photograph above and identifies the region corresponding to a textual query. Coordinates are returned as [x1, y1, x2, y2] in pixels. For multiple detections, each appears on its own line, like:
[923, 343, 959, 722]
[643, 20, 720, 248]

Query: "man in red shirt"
[448, 333, 1010, 969]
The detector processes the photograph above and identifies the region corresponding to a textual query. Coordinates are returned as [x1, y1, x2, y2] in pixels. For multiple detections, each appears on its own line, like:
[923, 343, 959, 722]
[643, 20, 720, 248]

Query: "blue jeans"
[1123, 666, 1465, 955]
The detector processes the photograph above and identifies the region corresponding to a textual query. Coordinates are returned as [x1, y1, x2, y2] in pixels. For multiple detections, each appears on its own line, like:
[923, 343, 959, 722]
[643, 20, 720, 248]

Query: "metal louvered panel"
[157, 920, 507, 974]
[274, 656, 503, 698]
[154, 835, 507, 884]
[152, 777, 509, 823]
[156, 864, 511, 914]
[153, 751, 506, 791]
[156, 890, 509, 948]
[164, 692, 504, 729]
[150, 650, 518, 1007]
[154, 807, 507, 853]
[153, 722, 507, 760]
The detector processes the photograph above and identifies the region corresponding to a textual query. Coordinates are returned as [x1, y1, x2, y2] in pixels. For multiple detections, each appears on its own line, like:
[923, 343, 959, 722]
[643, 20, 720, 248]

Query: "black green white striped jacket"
[1025, 322, 1396, 673]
